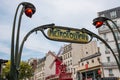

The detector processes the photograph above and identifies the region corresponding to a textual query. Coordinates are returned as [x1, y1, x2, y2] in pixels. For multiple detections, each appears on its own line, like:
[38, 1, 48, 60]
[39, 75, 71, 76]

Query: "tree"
[19, 61, 34, 80]
[1, 60, 10, 79]
[2, 61, 34, 80]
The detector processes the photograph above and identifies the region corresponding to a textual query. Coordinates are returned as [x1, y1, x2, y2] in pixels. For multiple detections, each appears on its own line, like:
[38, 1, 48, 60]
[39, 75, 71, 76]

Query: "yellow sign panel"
[47, 28, 89, 43]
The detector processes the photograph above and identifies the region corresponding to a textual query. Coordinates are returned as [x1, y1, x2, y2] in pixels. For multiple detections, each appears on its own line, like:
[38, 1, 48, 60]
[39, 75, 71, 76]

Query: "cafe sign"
[47, 27, 89, 43]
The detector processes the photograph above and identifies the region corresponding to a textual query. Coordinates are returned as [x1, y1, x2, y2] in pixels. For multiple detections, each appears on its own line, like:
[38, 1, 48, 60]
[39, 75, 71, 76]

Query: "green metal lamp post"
[16, 23, 55, 70]
[93, 16, 120, 71]
[10, 2, 36, 80]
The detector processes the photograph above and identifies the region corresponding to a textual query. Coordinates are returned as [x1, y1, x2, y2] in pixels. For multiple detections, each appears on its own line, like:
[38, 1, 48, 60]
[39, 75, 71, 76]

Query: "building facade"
[44, 51, 57, 78]
[61, 44, 74, 79]
[98, 7, 120, 77]
[73, 41, 100, 80]
[61, 41, 98, 80]
[28, 58, 37, 80]
[34, 57, 46, 80]
[34, 51, 57, 80]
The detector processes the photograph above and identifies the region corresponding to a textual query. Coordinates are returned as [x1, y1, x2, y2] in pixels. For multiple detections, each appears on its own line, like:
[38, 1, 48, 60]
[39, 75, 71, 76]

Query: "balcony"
[105, 49, 119, 56]
[98, 25, 120, 34]
[101, 62, 117, 67]
[109, 73, 114, 76]
[80, 52, 101, 62]
[98, 26, 110, 34]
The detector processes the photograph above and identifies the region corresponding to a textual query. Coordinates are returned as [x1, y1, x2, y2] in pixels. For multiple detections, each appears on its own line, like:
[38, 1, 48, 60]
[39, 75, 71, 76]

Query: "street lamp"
[93, 17, 120, 33]
[93, 16, 120, 71]
[10, 2, 36, 80]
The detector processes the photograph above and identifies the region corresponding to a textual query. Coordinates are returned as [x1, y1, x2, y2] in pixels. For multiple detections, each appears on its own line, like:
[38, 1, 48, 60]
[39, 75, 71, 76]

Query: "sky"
[0, 0, 120, 61]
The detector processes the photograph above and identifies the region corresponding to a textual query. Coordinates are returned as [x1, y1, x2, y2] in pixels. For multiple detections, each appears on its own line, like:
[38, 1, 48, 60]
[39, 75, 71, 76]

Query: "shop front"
[81, 69, 101, 80]
[45, 74, 59, 80]
[45, 73, 73, 80]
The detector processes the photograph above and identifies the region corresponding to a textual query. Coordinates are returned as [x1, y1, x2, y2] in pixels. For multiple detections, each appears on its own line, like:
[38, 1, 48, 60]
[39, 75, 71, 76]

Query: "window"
[109, 69, 113, 75]
[105, 46, 110, 54]
[68, 61, 70, 66]
[64, 55, 66, 60]
[97, 58, 100, 63]
[86, 52, 88, 54]
[66, 54, 67, 59]
[64, 48, 66, 52]
[66, 62, 67, 66]
[70, 52, 72, 57]
[110, 11, 117, 18]
[107, 56, 110, 62]
[103, 33, 108, 41]
[119, 43, 120, 49]
[82, 63, 84, 66]
[68, 68, 70, 72]
[92, 59, 94, 63]
[100, 14, 105, 17]
[70, 60, 72, 65]
[74, 68, 76, 74]
[68, 45, 72, 50]
[67, 53, 69, 58]
[69, 52, 71, 58]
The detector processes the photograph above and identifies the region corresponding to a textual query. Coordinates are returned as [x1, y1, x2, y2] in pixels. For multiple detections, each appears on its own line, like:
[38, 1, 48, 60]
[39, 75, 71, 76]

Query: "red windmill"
[49, 47, 63, 75]
[46, 47, 73, 80]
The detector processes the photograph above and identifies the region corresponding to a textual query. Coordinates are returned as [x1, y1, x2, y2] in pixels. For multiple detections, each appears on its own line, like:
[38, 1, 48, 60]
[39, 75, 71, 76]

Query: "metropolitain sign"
[47, 27, 89, 43]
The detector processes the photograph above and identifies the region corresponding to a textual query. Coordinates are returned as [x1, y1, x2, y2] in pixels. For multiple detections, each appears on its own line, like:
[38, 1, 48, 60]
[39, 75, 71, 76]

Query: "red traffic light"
[94, 21, 103, 28]
[25, 8, 33, 18]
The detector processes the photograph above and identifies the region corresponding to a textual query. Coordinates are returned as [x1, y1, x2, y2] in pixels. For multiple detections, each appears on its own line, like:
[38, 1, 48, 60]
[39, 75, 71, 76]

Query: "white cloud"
[0, 0, 120, 60]
[0, 43, 10, 55]
[0, 24, 11, 41]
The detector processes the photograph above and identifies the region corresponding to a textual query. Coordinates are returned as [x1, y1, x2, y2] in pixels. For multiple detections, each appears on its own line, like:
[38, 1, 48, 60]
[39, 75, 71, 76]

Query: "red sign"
[98, 69, 101, 75]
[85, 64, 88, 69]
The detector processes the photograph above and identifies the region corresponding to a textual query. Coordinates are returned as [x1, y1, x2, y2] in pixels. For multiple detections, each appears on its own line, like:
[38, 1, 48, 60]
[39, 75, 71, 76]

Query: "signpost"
[47, 26, 89, 43]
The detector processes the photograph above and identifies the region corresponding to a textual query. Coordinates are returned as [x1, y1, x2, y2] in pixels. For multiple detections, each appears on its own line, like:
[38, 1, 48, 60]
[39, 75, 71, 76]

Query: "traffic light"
[93, 17, 108, 28]
[25, 8, 33, 18]
[93, 21, 103, 28]
[22, 2, 36, 18]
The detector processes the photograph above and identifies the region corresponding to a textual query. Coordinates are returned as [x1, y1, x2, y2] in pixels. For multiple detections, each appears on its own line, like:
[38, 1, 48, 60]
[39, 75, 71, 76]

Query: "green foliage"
[2, 61, 34, 80]
[19, 61, 34, 79]
[1, 60, 10, 79]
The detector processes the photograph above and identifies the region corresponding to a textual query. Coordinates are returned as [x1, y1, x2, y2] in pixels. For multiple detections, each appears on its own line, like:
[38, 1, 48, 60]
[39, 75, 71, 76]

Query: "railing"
[80, 52, 101, 62]
[102, 62, 117, 67]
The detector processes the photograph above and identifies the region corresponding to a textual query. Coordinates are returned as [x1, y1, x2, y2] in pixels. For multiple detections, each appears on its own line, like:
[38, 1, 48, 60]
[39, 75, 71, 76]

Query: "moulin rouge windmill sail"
[49, 47, 64, 75]
[46, 46, 73, 80]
